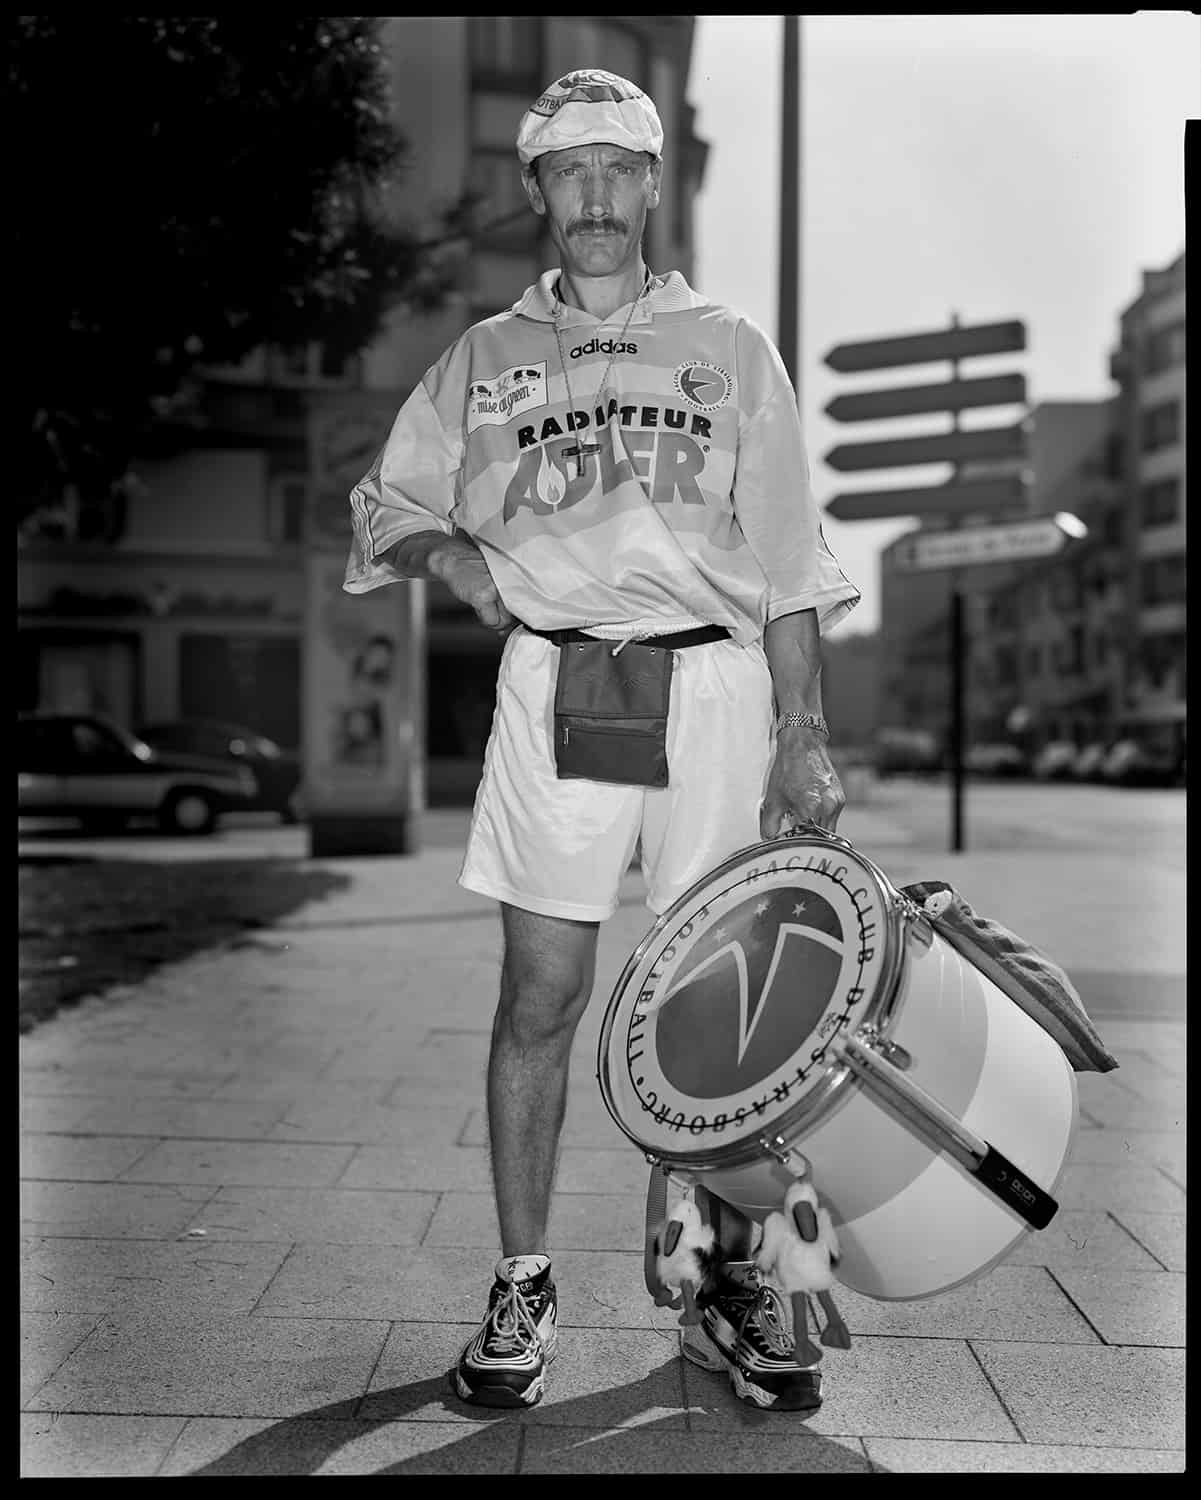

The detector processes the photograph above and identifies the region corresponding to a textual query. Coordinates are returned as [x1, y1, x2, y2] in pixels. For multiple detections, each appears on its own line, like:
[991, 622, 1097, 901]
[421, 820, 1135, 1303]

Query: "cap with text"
[516, 69, 663, 167]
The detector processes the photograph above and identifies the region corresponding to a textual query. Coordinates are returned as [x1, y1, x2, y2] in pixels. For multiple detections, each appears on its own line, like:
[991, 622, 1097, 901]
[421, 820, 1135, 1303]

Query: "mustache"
[568, 218, 628, 236]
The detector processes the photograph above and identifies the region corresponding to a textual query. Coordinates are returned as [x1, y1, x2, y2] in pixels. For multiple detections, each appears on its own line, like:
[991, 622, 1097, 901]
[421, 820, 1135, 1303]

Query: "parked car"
[1071, 742, 1110, 782]
[136, 720, 302, 823]
[965, 743, 1029, 778]
[1031, 741, 1079, 780]
[1099, 738, 1182, 788]
[874, 727, 942, 777]
[18, 713, 257, 835]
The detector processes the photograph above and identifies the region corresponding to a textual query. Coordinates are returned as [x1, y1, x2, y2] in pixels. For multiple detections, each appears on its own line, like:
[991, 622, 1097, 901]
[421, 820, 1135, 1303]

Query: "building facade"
[17, 17, 708, 804]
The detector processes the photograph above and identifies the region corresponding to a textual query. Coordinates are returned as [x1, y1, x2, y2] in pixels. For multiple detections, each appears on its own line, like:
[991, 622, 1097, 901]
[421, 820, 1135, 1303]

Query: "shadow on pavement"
[178, 1366, 881, 1475]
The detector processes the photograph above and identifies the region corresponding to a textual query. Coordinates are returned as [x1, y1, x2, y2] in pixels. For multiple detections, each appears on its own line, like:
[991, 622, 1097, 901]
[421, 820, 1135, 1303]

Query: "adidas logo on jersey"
[570, 338, 639, 358]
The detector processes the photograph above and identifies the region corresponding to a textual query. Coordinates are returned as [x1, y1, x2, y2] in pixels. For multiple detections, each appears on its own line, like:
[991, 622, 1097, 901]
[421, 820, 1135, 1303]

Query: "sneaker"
[679, 1261, 823, 1412]
[451, 1254, 558, 1408]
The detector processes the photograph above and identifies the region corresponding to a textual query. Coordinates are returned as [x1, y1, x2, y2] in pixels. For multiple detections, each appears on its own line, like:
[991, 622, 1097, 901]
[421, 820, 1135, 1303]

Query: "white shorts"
[458, 627, 775, 922]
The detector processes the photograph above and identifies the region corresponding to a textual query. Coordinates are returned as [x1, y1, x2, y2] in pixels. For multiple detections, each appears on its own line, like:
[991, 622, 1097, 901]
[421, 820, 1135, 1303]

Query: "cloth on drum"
[900, 881, 1119, 1074]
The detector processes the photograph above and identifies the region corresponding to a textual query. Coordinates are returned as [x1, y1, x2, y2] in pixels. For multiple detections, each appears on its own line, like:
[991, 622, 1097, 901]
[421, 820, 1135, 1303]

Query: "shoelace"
[486, 1280, 543, 1357]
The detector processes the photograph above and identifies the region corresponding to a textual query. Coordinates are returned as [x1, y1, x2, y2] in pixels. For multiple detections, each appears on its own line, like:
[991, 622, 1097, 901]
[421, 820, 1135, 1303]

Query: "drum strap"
[643, 1166, 671, 1298]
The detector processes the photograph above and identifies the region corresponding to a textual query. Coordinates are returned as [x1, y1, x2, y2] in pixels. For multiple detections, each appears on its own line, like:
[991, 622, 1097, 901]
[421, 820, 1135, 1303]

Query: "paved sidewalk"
[20, 795, 1185, 1474]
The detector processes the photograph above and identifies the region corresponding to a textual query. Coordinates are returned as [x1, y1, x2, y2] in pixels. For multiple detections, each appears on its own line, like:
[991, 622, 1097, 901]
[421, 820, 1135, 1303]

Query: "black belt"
[524, 624, 729, 651]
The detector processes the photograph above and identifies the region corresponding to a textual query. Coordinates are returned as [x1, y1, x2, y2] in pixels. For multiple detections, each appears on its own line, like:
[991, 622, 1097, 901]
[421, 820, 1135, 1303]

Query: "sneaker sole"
[680, 1326, 822, 1413]
[450, 1323, 558, 1409]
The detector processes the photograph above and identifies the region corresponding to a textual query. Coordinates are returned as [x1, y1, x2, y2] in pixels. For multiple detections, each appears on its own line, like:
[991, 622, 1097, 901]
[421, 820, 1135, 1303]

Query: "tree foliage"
[10, 16, 458, 525]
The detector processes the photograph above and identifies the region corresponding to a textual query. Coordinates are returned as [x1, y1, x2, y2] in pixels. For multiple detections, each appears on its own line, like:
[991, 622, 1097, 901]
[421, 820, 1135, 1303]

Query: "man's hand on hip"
[431, 537, 515, 635]
[760, 726, 846, 838]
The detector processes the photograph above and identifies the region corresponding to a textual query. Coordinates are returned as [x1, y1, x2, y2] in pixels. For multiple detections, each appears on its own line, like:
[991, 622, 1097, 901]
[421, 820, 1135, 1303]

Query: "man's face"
[524, 143, 662, 279]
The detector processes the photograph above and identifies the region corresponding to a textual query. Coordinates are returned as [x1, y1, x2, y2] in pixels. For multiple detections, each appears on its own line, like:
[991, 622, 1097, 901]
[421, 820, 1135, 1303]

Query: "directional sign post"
[892, 514, 1085, 572]
[822, 315, 1029, 852]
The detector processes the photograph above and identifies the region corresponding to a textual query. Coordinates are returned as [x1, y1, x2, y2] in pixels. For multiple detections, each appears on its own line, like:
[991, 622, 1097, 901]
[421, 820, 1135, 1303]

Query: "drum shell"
[690, 926, 1078, 1300]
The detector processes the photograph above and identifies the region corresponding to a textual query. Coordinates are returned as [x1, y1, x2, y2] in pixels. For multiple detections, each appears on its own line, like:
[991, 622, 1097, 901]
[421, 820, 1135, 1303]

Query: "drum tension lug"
[855, 1025, 913, 1072]
[759, 1134, 810, 1177]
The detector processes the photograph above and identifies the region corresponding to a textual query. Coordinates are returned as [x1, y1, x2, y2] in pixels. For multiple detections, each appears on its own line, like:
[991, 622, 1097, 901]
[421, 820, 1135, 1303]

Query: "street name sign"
[825, 423, 1026, 473]
[824, 475, 1027, 522]
[824, 320, 1027, 374]
[891, 515, 1085, 572]
[825, 373, 1026, 423]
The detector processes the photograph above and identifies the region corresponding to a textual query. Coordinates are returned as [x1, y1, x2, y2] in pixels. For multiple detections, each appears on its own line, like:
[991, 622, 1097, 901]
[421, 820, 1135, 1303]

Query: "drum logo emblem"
[652, 887, 844, 1098]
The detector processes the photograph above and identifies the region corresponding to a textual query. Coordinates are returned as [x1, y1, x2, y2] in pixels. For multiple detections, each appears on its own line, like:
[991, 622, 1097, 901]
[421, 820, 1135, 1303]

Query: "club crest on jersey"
[466, 362, 547, 434]
[673, 361, 731, 413]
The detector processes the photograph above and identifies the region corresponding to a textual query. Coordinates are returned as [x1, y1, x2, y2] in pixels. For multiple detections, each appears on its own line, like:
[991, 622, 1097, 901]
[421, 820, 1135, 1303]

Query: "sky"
[687, 12, 1197, 634]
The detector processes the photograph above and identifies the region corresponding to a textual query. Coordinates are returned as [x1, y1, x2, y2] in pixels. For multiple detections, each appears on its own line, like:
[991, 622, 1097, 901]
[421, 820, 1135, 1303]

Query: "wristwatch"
[776, 711, 829, 737]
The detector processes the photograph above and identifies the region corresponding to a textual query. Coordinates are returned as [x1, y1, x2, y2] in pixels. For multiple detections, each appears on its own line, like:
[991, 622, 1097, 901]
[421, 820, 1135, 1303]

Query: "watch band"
[776, 711, 829, 737]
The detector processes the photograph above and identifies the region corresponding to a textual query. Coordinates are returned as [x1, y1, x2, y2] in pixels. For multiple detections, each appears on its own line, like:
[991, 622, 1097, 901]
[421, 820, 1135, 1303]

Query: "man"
[344, 69, 860, 1412]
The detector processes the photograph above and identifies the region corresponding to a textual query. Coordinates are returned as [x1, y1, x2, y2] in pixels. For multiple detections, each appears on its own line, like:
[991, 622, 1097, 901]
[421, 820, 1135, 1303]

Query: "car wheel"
[161, 788, 217, 836]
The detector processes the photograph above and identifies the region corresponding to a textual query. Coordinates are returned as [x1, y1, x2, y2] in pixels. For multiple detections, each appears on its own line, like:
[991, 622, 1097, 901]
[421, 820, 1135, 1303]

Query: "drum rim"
[597, 830, 913, 1172]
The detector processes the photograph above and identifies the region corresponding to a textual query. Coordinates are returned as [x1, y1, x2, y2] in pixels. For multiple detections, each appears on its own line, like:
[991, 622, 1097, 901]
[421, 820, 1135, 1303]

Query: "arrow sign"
[825, 476, 1028, 522]
[825, 424, 1026, 473]
[824, 320, 1026, 374]
[892, 514, 1086, 572]
[825, 373, 1027, 423]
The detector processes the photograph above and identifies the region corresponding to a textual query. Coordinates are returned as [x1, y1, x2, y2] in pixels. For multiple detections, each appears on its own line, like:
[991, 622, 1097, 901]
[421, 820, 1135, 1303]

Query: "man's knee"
[497, 903, 599, 1041]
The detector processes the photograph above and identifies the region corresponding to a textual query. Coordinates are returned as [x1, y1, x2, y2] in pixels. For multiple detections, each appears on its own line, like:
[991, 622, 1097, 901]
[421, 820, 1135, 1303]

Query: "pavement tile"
[21, 1413, 189, 1478]
[21, 1181, 217, 1240]
[24, 1311, 392, 1418]
[20, 1133, 160, 1182]
[268, 1099, 475, 1146]
[423, 1192, 645, 1252]
[1057, 1162, 1185, 1215]
[20, 1067, 230, 1099]
[67, 1097, 292, 1140]
[520, 1327, 688, 1429]
[835, 1266, 1101, 1344]
[971, 1343, 1186, 1448]
[336, 1144, 495, 1192]
[685, 1336, 1020, 1441]
[1112, 1212, 1186, 1271]
[862, 1437, 1185, 1473]
[521, 1426, 873, 1474]
[21, 1312, 101, 1405]
[361, 1320, 516, 1425]
[157, 1416, 523, 1475]
[1065, 1128, 1185, 1169]
[18, 1095, 100, 1134]
[188, 1186, 438, 1246]
[20, 1237, 291, 1316]
[1003, 1211, 1162, 1271]
[1051, 1269, 1186, 1347]
[119, 1140, 357, 1188]
[209, 1076, 395, 1105]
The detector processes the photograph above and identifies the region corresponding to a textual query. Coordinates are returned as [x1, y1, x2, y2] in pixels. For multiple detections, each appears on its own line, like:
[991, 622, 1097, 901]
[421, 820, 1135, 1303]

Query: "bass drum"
[598, 828, 1078, 1301]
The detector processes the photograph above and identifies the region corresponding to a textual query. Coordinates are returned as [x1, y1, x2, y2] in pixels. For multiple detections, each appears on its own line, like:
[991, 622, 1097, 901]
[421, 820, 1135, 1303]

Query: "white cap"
[516, 69, 663, 168]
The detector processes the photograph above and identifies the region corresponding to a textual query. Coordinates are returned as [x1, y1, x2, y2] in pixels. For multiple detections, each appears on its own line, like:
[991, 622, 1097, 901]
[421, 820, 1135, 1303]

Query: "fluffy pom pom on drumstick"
[652, 1198, 718, 1324]
[755, 1178, 851, 1360]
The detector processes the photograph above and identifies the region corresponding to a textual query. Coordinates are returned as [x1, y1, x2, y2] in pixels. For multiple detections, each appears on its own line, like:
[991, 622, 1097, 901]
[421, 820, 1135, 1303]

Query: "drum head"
[599, 834, 899, 1165]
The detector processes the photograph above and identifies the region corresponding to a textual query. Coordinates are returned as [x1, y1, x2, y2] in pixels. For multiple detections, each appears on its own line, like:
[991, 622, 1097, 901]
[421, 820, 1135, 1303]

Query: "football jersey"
[344, 269, 860, 645]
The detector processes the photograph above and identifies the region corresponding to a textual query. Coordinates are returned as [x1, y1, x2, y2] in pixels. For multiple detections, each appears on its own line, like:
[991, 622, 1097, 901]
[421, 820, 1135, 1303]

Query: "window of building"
[269, 343, 357, 388]
[1058, 626, 1085, 675]
[1144, 321, 1185, 376]
[468, 149, 542, 253]
[267, 477, 307, 545]
[1140, 553, 1186, 607]
[468, 17, 542, 90]
[1140, 400, 1181, 452]
[1139, 632, 1185, 691]
[1141, 477, 1181, 529]
[1026, 644, 1042, 677]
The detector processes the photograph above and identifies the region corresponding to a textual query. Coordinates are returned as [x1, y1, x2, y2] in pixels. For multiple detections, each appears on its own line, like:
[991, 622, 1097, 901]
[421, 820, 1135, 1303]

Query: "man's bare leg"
[487, 903, 600, 1256]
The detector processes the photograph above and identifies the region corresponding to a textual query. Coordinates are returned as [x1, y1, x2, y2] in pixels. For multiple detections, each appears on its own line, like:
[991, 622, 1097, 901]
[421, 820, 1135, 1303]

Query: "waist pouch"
[553, 639, 674, 788]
